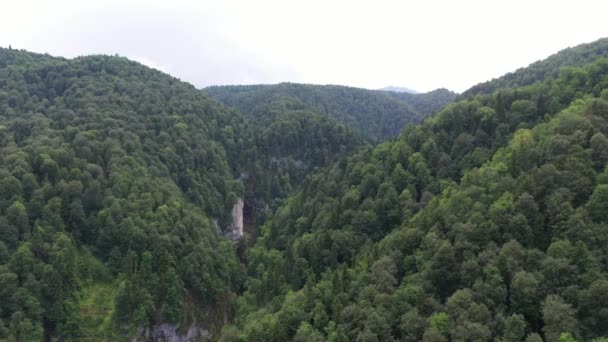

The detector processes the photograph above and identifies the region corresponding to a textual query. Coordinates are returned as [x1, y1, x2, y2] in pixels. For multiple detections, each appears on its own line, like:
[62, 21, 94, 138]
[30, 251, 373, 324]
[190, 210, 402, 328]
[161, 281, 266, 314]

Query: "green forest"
[204, 83, 455, 144]
[1, 37, 608, 342]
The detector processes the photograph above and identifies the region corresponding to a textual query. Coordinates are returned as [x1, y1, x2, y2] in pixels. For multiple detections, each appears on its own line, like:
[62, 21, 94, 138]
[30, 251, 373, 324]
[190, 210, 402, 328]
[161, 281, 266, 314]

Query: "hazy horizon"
[3, 0, 608, 92]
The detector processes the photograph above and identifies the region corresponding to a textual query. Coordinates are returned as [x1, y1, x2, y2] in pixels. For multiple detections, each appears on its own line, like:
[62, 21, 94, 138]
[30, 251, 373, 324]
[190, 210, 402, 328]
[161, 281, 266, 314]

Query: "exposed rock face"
[230, 197, 244, 238]
[214, 197, 245, 242]
[135, 323, 211, 342]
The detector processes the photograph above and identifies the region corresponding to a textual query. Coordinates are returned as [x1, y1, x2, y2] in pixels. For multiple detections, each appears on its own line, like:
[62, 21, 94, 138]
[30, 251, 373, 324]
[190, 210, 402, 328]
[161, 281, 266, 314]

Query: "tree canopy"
[223, 56, 608, 341]
[2, 37, 608, 342]
[205, 82, 455, 144]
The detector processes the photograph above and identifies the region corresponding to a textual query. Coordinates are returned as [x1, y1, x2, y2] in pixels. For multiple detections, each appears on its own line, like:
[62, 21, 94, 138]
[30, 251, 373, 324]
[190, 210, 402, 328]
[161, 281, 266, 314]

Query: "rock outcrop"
[230, 198, 244, 237]
[135, 323, 211, 342]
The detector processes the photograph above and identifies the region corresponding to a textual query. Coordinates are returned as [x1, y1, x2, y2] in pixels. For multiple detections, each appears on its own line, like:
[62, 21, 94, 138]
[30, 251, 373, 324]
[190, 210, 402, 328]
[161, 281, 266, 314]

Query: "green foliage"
[587, 184, 608, 222]
[0, 48, 246, 339]
[464, 37, 608, 96]
[224, 53, 608, 341]
[205, 83, 454, 144]
[559, 332, 579, 342]
[427, 312, 449, 336]
[383, 88, 457, 117]
[542, 295, 578, 342]
[5, 38, 608, 342]
[526, 333, 544, 342]
[503, 314, 527, 342]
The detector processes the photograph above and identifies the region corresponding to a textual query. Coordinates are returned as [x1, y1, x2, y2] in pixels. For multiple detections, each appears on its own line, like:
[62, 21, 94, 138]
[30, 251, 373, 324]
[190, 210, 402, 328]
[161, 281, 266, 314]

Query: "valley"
[1, 37, 608, 341]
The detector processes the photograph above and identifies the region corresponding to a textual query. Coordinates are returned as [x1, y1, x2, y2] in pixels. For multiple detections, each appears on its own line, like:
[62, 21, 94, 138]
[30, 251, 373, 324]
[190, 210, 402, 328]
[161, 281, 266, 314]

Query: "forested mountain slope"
[223, 55, 608, 341]
[383, 88, 457, 118]
[205, 83, 455, 143]
[0, 47, 374, 341]
[0, 48, 254, 340]
[237, 94, 366, 206]
[463, 37, 608, 97]
[4, 37, 608, 342]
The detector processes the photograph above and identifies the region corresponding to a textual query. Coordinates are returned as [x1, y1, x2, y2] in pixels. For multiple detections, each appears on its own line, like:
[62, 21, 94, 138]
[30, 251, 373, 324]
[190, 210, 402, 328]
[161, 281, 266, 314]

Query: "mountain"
[222, 51, 608, 340]
[383, 87, 458, 118]
[205, 83, 455, 144]
[0, 48, 374, 341]
[379, 86, 419, 94]
[0, 48, 253, 340]
[4, 38, 608, 342]
[463, 37, 608, 97]
[235, 94, 367, 212]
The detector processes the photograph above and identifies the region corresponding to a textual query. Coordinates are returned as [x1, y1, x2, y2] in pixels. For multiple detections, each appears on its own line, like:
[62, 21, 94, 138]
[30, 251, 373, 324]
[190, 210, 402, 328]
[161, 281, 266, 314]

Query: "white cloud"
[1, 0, 607, 92]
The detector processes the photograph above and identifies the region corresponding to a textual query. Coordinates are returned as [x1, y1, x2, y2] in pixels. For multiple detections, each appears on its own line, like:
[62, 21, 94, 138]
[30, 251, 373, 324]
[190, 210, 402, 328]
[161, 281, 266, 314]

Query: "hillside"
[3, 38, 608, 342]
[237, 95, 366, 207]
[384, 87, 457, 118]
[222, 56, 608, 340]
[463, 37, 608, 97]
[204, 83, 455, 144]
[0, 48, 254, 340]
[0, 47, 375, 341]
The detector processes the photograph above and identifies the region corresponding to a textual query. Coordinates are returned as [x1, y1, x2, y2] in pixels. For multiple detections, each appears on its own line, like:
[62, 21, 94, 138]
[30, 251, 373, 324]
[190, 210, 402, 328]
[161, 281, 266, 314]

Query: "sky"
[1, 0, 608, 93]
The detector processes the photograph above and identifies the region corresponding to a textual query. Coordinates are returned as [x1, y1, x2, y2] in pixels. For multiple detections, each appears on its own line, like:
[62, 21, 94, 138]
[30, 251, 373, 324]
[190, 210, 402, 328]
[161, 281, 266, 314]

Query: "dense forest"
[213, 86, 368, 207]
[221, 43, 608, 341]
[1, 37, 608, 342]
[0, 48, 386, 341]
[382, 88, 457, 119]
[205, 83, 455, 144]
[0, 47, 253, 340]
[463, 37, 608, 97]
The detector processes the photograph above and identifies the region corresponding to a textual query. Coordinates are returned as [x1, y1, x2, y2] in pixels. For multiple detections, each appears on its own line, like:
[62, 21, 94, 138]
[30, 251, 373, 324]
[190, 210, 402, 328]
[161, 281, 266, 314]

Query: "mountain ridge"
[2, 38, 608, 342]
[205, 82, 456, 144]
[463, 37, 608, 96]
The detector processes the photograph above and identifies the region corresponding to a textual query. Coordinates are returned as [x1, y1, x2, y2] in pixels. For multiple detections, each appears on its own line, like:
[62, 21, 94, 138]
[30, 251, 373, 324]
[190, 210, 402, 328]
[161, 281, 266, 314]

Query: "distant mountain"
[379, 86, 419, 94]
[463, 37, 608, 96]
[383, 87, 458, 118]
[205, 83, 455, 144]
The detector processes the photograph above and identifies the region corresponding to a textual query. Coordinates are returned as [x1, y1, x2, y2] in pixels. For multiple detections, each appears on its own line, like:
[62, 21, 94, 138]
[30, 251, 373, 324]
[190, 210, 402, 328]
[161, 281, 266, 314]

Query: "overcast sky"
[2, 0, 607, 93]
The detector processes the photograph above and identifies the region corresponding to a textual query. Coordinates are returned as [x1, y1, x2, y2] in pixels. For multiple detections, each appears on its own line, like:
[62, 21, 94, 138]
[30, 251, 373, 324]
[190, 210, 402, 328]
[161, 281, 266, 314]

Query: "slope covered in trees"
[0, 48, 254, 340]
[223, 55, 608, 341]
[237, 94, 366, 207]
[463, 37, 608, 97]
[0, 47, 375, 340]
[3, 38, 608, 342]
[383, 88, 457, 118]
[205, 83, 455, 144]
